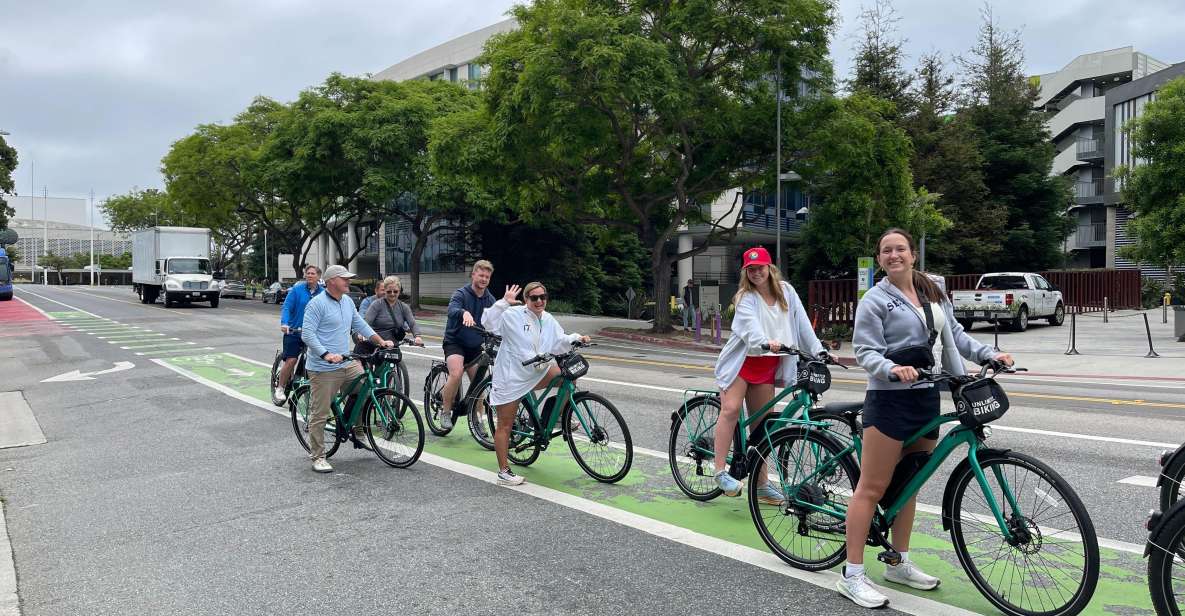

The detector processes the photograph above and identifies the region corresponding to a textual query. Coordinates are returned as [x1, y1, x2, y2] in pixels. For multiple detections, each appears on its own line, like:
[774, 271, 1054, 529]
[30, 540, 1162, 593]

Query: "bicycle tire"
[397, 361, 410, 399]
[289, 384, 340, 459]
[506, 401, 542, 467]
[363, 388, 424, 468]
[467, 379, 496, 450]
[423, 363, 455, 436]
[270, 351, 285, 406]
[748, 427, 857, 571]
[668, 396, 724, 501]
[1160, 448, 1185, 512]
[564, 392, 633, 483]
[948, 450, 1098, 616]
[1148, 501, 1185, 616]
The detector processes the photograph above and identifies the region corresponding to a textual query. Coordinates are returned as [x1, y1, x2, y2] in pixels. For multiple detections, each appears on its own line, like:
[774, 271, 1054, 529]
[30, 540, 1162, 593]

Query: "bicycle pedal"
[877, 550, 902, 566]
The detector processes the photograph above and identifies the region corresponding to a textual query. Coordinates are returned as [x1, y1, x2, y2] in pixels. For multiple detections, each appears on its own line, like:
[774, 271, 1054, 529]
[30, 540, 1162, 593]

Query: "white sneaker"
[836, 572, 889, 609]
[497, 468, 525, 486]
[311, 457, 333, 473]
[439, 411, 454, 430]
[884, 561, 940, 590]
[274, 386, 287, 403]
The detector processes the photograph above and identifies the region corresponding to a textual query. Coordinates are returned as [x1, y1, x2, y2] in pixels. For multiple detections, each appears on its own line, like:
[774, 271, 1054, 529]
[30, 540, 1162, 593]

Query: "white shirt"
[713, 282, 826, 391]
[481, 300, 582, 406]
[914, 302, 947, 371]
[754, 300, 795, 357]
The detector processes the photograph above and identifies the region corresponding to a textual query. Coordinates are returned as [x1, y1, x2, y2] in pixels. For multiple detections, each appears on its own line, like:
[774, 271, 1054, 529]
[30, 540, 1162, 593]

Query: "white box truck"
[132, 227, 219, 308]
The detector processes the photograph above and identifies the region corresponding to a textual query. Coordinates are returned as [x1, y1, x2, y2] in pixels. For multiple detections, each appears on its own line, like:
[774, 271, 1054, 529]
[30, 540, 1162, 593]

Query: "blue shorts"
[861, 387, 941, 442]
[282, 332, 305, 360]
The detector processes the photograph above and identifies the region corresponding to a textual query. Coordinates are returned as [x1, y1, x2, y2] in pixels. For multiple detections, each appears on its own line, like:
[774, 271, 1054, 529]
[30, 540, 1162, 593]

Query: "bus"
[0, 246, 12, 301]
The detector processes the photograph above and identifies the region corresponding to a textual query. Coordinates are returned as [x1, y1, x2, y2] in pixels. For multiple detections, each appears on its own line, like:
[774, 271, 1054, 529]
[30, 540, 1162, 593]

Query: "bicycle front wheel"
[467, 379, 495, 450]
[423, 363, 454, 436]
[749, 427, 856, 571]
[564, 392, 633, 483]
[1149, 502, 1185, 616]
[506, 401, 541, 467]
[270, 351, 285, 406]
[948, 450, 1098, 616]
[363, 388, 424, 468]
[1161, 449, 1185, 512]
[668, 396, 724, 501]
[289, 384, 340, 459]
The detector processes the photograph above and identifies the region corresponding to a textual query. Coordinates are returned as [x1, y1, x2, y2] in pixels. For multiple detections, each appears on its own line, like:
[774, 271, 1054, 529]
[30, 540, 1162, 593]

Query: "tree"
[847, 0, 913, 118]
[102, 188, 176, 230]
[0, 134, 17, 229]
[2, 241, 21, 264]
[41, 252, 84, 284]
[959, 6, 1071, 270]
[99, 252, 132, 270]
[459, 0, 834, 332]
[1118, 76, 1185, 276]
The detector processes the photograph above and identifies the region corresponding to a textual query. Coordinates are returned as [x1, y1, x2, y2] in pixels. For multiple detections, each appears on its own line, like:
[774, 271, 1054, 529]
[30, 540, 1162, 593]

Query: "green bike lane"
[154, 349, 1152, 616]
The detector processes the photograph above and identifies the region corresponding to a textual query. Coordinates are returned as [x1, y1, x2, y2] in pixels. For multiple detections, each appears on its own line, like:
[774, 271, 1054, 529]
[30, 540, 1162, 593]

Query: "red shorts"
[737, 355, 779, 385]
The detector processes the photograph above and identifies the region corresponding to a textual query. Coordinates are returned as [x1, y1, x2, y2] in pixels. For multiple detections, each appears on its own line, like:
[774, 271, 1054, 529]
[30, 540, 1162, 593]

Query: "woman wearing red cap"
[711, 246, 828, 500]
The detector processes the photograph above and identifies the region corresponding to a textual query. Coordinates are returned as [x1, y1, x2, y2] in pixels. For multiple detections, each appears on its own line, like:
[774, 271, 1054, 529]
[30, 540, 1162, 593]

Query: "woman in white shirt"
[482, 281, 589, 486]
[712, 247, 827, 501]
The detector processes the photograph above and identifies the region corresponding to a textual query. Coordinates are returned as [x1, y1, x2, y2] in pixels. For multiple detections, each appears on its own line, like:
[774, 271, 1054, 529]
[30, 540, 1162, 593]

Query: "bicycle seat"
[819, 401, 863, 419]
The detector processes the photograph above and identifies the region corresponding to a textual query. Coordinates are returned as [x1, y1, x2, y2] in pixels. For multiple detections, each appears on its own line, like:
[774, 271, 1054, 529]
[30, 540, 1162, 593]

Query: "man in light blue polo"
[301, 264, 393, 473]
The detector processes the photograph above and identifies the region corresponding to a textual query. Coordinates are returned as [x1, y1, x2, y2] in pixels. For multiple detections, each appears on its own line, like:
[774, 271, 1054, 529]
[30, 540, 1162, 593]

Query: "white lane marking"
[150, 357, 972, 616]
[1118, 475, 1159, 488]
[135, 347, 214, 356]
[100, 334, 166, 340]
[41, 362, 136, 383]
[120, 341, 192, 350]
[59, 287, 255, 314]
[13, 288, 107, 319]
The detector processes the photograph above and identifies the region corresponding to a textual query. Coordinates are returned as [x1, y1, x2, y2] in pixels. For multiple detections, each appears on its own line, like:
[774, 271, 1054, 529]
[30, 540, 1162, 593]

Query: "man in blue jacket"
[438, 259, 496, 430]
[276, 264, 323, 404]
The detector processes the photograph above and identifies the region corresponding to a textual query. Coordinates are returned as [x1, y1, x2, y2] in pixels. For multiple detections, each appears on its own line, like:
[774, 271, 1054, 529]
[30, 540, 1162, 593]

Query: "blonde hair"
[382, 275, 402, 293]
[472, 260, 494, 275]
[734, 263, 788, 311]
[523, 281, 545, 300]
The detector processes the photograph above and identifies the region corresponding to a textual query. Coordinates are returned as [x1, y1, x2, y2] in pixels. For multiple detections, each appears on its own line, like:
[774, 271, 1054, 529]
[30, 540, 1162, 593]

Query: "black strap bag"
[382, 300, 408, 342]
[884, 296, 938, 370]
[795, 361, 832, 395]
[953, 377, 1010, 428]
[559, 353, 589, 380]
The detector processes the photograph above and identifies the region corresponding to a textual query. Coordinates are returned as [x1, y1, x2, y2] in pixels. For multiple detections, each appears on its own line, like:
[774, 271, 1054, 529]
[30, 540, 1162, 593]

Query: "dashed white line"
[1118, 475, 1159, 488]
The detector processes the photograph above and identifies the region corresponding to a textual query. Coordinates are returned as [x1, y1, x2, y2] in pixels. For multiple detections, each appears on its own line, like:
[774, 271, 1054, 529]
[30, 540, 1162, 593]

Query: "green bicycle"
[668, 345, 853, 501]
[289, 344, 425, 468]
[490, 342, 634, 483]
[750, 363, 1099, 616]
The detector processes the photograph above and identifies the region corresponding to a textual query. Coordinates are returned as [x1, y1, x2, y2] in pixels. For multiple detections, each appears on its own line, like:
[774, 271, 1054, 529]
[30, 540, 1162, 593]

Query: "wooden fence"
[808, 269, 1142, 329]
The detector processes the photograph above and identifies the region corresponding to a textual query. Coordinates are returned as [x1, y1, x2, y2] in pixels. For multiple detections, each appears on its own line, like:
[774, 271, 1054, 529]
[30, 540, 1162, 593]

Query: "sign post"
[856, 257, 875, 300]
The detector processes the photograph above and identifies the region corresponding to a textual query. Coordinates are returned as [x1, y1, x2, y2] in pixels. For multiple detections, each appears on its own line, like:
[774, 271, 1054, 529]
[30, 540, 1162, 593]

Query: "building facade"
[1034, 47, 1169, 270]
[6, 218, 131, 276]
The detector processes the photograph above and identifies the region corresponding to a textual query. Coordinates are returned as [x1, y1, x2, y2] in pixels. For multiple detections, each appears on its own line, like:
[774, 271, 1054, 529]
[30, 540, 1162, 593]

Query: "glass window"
[167, 258, 210, 274]
[977, 275, 1027, 290]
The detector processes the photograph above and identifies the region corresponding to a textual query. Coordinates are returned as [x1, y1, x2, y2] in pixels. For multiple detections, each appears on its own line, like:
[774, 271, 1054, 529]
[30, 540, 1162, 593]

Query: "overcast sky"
[1, 0, 1182, 225]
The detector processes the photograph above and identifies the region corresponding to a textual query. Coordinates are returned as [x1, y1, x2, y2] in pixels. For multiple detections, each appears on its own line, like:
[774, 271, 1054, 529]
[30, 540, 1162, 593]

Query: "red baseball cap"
[741, 247, 772, 268]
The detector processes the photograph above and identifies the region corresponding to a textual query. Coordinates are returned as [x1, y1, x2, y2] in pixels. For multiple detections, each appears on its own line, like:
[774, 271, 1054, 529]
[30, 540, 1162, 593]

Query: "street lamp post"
[42, 186, 48, 286]
[774, 54, 782, 272]
[89, 189, 96, 286]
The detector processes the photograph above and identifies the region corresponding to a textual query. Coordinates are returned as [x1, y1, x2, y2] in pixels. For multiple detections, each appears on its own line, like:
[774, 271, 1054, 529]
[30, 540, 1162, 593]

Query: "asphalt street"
[3, 283, 1183, 615]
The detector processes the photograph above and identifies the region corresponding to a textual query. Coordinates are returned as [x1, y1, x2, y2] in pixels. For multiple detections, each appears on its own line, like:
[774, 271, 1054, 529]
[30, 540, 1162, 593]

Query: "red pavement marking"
[0, 297, 65, 337]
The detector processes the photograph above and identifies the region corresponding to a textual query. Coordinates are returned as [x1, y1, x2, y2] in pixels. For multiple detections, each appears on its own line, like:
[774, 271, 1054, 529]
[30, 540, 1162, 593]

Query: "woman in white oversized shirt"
[482, 281, 589, 486]
[712, 247, 828, 501]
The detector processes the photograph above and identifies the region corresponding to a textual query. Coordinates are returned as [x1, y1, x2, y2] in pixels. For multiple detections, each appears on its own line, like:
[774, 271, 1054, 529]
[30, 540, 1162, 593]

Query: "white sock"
[898, 551, 910, 564]
[845, 563, 865, 578]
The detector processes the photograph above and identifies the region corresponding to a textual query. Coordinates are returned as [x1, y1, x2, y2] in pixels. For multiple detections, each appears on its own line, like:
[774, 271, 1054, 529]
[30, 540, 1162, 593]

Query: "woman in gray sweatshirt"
[836, 228, 1012, 609]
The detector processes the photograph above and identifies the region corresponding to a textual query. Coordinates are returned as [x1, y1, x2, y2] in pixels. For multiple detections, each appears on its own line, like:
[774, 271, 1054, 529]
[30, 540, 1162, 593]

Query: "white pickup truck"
[951, 272, 1065, 332]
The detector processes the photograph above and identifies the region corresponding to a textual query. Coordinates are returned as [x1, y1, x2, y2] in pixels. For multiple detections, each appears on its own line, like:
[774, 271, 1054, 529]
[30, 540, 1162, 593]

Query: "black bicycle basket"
[953, 377, 1009, 428]
[376, 346, 403, 363]
[559, 353, 589, 380]
[795, 361, 831, 395]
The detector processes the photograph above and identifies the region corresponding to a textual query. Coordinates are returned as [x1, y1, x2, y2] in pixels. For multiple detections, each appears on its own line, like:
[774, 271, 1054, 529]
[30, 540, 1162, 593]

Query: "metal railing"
[1076, 138, 1104, 159]
[1074, 223, 1106, 248]
[740, 211, 800, 233]
[1074, 179, 1104, 199]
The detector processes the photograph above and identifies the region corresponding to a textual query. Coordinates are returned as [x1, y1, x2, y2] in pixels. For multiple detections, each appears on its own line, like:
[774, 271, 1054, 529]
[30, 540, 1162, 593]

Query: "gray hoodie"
[854, 277, 995, 391]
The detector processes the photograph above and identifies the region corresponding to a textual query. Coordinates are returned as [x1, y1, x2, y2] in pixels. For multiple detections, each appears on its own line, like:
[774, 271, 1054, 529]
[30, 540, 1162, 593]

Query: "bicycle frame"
[518, 374, 580, 439]
[328, 362, 393, 431]
[679, 382, 819, 470]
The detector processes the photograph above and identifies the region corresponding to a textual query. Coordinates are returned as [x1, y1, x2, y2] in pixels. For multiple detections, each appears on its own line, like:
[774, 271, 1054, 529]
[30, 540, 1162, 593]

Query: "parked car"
[263, 282, 291, 304]
[220, 280, 247, 299]
[951, 272, 1065, 332]
[346, 284, 367, 309]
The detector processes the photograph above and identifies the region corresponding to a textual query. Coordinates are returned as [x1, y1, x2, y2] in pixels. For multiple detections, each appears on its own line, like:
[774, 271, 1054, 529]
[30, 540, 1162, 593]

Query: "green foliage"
[2, 242, 19, 263]
[99, 252, 132, 270]
[848, 0, 913, 119]
[101, 188, 176, 231]
[1118, 76, 1185, 270]
[0, 135, 15, 230]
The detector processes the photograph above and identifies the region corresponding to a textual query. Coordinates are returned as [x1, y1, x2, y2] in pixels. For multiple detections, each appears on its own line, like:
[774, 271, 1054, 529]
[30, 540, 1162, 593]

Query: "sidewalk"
[597, 309, 1185, 382]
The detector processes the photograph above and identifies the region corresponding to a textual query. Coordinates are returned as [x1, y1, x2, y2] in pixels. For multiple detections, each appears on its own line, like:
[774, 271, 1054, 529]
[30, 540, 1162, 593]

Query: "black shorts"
[861, 387, 942, 442]
[442, 342, 482, 366]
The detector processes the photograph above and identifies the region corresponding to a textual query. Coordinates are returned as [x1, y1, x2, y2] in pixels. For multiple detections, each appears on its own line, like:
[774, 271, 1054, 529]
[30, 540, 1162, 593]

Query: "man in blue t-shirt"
[276, 264, 323, 404]
[438, 259, 496, 430]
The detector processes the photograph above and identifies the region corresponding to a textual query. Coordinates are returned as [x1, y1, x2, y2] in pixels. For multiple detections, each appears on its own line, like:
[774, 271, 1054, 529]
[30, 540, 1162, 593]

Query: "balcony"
[1076, 137, 1104, 162]
[1047, 96, 1104, 141]
[740, 210, 800, 233]
[1074, 179, 1104, 204]
[1069, 222, 1106, 250]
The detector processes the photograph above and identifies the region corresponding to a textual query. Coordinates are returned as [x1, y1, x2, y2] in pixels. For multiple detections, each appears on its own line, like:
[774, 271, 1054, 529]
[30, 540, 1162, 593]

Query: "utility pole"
[263, 229, 268, 281]
[42, 185, 48, 286]
[30, 161, 36, 283]
[90, 189, 96, 286]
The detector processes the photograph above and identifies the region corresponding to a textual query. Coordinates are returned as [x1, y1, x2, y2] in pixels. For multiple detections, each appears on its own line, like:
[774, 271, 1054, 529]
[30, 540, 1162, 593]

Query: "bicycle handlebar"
[886, 360, 1026, 383]
[520, 341, 595, 367]
[758, 344, 848, 369]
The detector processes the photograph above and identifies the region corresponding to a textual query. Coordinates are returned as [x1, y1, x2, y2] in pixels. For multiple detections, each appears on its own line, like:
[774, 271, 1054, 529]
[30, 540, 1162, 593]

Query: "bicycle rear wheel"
[1149, 502, 1185, 616]
[1161, 448, 1185, 512]
[423, 363, 455, 436]
[749, 427, 856, 571]
[289, 384, 340, 459]
[270, 351, 285, 406]
[467, 379, 495, 450]
[948, 450, 1098, 616]
[668, 396, 724, 501]
[564, 392, 633, 483]
[363, 388, 424, 468]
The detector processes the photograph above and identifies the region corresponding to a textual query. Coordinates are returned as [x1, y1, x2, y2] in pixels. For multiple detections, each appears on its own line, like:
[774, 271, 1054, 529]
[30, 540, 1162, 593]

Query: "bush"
[548, 299, 577, 314]
[821, 323, 854, 341]
[1142, 277, 1168, 309]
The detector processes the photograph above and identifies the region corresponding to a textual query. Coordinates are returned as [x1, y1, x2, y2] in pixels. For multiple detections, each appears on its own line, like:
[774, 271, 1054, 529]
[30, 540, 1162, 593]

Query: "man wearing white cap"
[301, 264, 394, 473]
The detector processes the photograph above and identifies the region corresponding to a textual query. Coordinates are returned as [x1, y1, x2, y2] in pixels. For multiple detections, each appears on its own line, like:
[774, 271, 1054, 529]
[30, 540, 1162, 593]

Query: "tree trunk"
[409, 232, 427, 311]
[650, 246, 674, 333]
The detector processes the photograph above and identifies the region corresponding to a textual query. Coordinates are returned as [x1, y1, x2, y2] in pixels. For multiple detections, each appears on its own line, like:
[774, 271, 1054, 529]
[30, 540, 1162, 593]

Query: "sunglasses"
[527, 294, 548, 302]
[385, 289, 399, 294]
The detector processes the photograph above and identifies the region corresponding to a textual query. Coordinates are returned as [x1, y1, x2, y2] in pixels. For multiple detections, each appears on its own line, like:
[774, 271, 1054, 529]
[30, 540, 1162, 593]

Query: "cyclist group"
[277, 228, 1021, 611]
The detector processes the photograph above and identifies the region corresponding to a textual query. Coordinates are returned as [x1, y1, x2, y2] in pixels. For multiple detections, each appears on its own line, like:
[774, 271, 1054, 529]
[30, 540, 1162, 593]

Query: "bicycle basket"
[794, 361, 831, 395]
[376, 347, 403, 363]
[559, 353, 589, 380]
[953, 377, 1009, 428]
